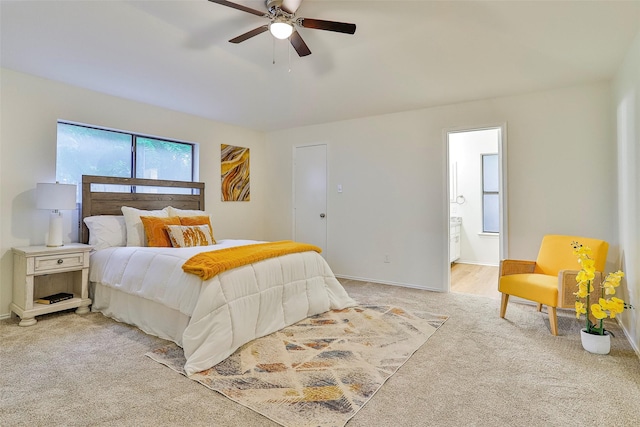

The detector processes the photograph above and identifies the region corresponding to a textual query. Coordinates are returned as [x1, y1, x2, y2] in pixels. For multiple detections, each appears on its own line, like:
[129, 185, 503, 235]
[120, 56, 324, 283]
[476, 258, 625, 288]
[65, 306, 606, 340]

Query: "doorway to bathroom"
[447, 126, 507, 298]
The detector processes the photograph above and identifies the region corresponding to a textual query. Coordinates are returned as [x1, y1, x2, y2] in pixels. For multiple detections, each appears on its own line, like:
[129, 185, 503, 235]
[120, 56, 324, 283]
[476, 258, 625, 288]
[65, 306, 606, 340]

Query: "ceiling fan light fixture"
[270, 21, 293, 39]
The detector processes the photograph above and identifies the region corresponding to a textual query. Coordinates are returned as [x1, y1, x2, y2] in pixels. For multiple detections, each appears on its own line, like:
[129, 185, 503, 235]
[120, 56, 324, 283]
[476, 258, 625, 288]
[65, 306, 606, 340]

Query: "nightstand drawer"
[34, 252, 84, 273]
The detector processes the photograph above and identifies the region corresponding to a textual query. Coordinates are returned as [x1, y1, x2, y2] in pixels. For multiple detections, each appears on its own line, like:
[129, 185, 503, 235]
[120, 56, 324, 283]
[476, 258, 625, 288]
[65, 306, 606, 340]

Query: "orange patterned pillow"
[140, 216, 181, 247]
[166, 225, 215, 248]
[178, 216, 216, 244]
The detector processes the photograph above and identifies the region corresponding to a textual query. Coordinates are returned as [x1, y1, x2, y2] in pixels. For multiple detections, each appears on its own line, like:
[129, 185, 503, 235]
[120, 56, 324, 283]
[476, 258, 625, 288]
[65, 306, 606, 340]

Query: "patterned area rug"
[146, 305, 448, 427]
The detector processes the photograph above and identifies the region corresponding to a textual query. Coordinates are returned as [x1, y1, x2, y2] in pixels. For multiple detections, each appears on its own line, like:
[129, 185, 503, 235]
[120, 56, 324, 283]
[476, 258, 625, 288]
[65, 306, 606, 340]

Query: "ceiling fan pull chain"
[272, 36, 276, 65]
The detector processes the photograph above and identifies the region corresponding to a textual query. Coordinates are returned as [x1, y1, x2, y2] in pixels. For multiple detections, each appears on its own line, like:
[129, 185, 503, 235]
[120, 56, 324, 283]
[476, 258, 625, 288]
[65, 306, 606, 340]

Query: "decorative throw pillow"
[121, 206, 169, 247]
[166, 225, 215, 248]
[140, 216, 181, 247]
[178, 215, 216, 244]
[83, 215, 126, 251]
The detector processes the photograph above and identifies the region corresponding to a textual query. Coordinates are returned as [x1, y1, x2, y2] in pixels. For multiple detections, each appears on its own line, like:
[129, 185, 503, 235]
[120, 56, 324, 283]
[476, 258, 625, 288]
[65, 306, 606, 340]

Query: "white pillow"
[83, 215, 126, 251]
[121, 206, 169, 247]
[166, 206, 209, 218]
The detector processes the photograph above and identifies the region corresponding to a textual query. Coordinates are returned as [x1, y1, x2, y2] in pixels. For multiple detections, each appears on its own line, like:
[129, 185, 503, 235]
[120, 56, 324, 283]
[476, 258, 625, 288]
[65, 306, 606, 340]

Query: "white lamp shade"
[270, 22, 293, 39]
[36, 182, 77, 210]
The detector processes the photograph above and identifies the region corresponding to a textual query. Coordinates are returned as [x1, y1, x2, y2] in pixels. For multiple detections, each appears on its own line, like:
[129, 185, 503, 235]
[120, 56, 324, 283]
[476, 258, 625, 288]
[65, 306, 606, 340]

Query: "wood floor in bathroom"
[450, 262, 500, 299]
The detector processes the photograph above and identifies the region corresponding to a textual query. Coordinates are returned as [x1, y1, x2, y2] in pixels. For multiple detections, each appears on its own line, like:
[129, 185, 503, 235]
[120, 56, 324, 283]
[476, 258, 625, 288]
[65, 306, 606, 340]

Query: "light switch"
[337, 184, 343, 193]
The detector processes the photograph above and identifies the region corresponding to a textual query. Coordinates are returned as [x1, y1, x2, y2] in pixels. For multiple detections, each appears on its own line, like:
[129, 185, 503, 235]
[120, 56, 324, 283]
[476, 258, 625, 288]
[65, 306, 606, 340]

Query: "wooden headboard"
[81, 175, 205, 244]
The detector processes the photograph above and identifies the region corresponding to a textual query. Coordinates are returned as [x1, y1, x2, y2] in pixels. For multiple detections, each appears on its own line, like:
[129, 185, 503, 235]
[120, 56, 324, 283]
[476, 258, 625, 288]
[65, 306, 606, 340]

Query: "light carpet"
[147, 305, 448, 427]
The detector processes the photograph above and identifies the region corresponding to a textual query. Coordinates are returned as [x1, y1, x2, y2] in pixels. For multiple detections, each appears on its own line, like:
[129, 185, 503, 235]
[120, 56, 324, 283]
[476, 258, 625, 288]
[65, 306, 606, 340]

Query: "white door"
[294, 144, 327, 255]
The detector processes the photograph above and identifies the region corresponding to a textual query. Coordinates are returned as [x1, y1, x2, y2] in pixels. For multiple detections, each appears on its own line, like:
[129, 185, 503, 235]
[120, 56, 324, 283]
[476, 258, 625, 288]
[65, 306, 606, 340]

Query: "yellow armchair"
[498, 235, 608, 335]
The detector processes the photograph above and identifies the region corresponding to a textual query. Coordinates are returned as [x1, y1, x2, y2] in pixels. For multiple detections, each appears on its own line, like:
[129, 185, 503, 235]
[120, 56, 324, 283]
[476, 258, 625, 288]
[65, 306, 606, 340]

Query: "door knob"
[320, 213, 326, 218]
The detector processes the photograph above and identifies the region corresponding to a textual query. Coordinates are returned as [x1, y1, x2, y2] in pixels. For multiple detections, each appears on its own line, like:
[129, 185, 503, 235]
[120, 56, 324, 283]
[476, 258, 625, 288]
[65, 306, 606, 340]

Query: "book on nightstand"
[36, 292, 74, 304]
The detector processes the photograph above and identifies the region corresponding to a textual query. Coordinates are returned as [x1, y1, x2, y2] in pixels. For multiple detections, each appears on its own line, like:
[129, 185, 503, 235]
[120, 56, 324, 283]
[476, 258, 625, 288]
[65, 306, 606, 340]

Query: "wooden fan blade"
[290, 30, 311, 57]
[299, 18, 356, 34]
[207, 0, 267, 17]
[281, 0, 303, 14]
[229, 25, 269, 43]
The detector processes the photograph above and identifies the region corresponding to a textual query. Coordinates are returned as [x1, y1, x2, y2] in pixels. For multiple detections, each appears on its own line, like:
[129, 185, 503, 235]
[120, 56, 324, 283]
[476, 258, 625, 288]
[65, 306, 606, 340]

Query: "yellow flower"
[572, 243, 593, 260]
[611, 270, 625, 280]
[608, 297, 625, 317]
[574, 282, 590, 298]
[576, 269, 595, 283]
[610, 296, 624, 304]
[575, 301, 586, 319]
[603, 282, 615, 295]
[604, 270, 624, 286]
[579, 258, 595, 270]
[603, 270, 624, 295]
[597, 298, 624, 319]
[591, 303, 608, 320]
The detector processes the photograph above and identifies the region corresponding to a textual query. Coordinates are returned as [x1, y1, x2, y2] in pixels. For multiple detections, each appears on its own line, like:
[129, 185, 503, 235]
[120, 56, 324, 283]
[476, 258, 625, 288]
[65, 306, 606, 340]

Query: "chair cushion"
[499, 273, 558, 307]
[535, 235, 608, 276]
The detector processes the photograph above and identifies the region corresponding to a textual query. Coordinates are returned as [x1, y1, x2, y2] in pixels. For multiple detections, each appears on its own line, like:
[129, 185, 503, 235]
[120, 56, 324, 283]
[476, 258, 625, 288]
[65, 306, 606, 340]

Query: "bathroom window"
[482, 153, 499, 233]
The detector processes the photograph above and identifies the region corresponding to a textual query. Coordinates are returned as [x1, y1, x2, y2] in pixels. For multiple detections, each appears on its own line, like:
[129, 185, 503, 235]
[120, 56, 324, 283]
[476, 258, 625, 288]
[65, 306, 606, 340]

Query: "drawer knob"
[57, 259, 63, 265]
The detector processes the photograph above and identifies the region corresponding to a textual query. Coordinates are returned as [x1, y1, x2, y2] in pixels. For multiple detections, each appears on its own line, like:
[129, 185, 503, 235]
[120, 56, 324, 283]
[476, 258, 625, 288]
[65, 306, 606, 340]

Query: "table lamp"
[36, 182, 77, 247]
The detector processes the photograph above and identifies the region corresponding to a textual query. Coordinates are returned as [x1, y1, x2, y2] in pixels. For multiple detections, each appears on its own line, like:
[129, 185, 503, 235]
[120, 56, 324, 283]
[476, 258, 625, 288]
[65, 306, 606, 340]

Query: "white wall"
[613, 30, 640, 352]
[449, 128, 500, 266]
[264, 82, 618, 292]
[0, 69, 266, 318]
[1, 67, 628, 342]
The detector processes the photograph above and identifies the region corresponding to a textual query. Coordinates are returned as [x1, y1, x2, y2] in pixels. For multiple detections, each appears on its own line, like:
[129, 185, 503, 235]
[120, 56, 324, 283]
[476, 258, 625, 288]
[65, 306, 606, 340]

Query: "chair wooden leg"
[549, 306, 558, 336]
[500, 293, 509, 318]
[537, 303, 543, 312]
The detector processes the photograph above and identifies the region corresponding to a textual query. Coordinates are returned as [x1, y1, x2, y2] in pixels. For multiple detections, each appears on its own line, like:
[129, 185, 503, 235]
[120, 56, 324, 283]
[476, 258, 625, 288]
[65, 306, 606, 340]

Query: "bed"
[81, 175, 356, 375]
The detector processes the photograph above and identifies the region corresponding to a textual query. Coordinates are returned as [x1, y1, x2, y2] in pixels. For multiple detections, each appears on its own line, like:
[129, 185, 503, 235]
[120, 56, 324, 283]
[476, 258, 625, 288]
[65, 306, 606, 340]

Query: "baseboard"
[454, 260, 499, 267]
[334, 274, 443, 293]
[617, 318, 640, 359]
[0, 312, 11, 321]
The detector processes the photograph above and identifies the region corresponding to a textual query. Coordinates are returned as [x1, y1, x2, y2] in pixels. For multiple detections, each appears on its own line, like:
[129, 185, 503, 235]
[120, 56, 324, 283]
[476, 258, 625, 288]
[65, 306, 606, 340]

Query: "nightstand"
[10, 243, 92, 326]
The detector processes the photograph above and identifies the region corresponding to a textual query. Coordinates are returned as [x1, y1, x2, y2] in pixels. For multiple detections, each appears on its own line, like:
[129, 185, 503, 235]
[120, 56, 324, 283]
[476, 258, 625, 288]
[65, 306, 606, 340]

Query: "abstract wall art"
[221, 144, 250, 201]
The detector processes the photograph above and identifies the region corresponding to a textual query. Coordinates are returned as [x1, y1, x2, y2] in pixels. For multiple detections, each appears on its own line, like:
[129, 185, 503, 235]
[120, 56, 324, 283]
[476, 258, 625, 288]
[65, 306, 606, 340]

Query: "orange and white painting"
[221, 144, 250, 201]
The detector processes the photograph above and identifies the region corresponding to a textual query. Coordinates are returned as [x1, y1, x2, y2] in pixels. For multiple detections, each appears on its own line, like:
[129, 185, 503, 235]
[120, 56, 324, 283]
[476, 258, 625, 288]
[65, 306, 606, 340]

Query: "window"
[56, 122, 196, 198]
[482, 153, 499, 233]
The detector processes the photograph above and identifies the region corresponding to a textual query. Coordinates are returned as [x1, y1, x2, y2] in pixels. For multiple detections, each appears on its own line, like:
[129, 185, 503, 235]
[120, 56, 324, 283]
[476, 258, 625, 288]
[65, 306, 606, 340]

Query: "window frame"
[56, 120, 197, 188]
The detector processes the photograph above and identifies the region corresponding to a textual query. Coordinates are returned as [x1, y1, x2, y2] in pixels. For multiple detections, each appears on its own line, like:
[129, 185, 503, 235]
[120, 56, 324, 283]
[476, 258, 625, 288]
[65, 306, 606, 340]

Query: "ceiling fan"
[208, 0, 356, 57]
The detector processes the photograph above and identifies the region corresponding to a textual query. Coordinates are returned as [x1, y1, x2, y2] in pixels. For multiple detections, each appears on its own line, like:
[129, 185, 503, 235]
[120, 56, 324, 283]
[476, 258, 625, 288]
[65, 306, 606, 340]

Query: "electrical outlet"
[384, 254, 390, 263]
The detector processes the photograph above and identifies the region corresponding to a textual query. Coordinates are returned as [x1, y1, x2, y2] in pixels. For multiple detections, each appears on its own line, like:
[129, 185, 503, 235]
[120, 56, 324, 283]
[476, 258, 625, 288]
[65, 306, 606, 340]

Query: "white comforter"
[89, 240, 356, 375]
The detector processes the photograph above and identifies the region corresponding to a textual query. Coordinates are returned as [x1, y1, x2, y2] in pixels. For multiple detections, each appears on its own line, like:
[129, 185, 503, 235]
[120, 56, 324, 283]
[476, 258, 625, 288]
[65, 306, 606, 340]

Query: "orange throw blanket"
[182, 240, 322, 280]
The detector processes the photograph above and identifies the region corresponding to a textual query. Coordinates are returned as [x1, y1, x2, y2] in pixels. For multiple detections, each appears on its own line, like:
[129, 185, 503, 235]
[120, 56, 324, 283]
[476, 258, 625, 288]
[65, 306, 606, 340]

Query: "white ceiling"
[2, 0, 640, 132]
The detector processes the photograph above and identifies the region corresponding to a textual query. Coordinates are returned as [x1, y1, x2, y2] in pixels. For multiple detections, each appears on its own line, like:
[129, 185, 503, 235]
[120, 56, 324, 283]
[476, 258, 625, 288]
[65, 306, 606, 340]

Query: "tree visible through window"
[482, 153, 499, 233]
[56, 122, 195, 199]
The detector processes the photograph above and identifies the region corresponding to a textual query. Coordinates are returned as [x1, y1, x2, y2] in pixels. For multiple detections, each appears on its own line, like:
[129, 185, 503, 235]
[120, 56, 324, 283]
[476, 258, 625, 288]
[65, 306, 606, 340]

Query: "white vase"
[580, 328, 611, 355]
